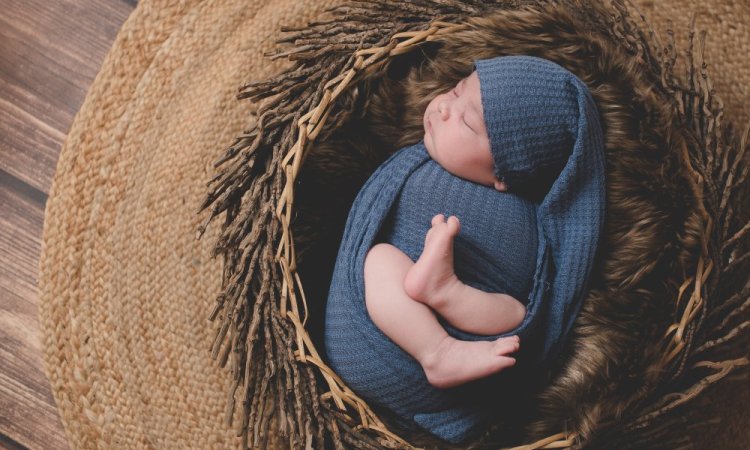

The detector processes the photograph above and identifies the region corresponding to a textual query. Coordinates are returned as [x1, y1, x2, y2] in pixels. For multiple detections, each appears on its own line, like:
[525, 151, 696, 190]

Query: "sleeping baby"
[364, 68, 527, 389]
[324, 55, 605, 443]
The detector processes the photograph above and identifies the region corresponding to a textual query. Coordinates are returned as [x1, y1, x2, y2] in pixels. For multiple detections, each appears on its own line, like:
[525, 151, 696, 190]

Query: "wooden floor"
[0, 1, 136, 449]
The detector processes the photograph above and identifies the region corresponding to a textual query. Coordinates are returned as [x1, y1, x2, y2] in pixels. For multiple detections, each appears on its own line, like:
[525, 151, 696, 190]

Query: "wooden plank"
[0, 99, 59, 215]
[0, 170, 46, 301]
[0, 170, 68, 450]
[0, 337, 69, 450]
[0, 433, 30, 450]
[0, 0, 134, 194]
[0, 0, 135, 448]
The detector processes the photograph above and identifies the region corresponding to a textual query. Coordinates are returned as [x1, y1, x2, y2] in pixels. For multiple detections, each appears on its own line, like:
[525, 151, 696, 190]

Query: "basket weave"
[38, 0, 340, 447]
[38, 0, 749, 449]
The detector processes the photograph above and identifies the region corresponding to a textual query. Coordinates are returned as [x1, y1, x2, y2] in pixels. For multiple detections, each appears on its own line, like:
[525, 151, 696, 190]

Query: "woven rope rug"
[38, 0, 748, 448]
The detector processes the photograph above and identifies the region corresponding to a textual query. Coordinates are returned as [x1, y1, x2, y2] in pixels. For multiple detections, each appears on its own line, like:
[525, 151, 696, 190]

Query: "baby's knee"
[513, 299, 527, 326]
[365, 243, 407, 271]
[365, 243, 392, 273]
[364, 244, 399, 316]
[366, 242, 395, 260]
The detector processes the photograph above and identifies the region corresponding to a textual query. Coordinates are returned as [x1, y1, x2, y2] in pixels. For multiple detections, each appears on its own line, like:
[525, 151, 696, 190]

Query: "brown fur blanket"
[201, 1, 750, 448]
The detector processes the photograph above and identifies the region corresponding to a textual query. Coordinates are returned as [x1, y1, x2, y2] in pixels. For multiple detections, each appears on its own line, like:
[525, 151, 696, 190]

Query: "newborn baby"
[364, 69, 526, 389]
[324, 55, 605, 443]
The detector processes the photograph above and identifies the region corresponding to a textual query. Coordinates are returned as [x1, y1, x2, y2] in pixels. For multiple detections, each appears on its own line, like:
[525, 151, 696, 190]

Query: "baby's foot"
[404, 214, 461, 309]
[420, 335, 521, 389]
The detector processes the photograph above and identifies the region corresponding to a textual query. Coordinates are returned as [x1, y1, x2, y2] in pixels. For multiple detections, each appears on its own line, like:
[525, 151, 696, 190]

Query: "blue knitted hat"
[476, 55, 586, 200]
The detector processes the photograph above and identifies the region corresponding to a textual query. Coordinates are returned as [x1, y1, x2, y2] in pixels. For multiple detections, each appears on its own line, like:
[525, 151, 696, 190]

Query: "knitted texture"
[477, 56, 579, 200]
[473, 56, 607, 363]
[381, 158, 538, 300]
[324, 55, 605, 443]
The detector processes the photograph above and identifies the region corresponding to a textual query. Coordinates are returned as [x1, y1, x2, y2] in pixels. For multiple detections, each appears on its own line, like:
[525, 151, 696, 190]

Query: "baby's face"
[423, 71, 505, 191]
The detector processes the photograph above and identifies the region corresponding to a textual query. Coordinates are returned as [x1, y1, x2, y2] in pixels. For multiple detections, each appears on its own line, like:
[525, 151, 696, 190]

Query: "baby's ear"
[494, 180, 508, 192]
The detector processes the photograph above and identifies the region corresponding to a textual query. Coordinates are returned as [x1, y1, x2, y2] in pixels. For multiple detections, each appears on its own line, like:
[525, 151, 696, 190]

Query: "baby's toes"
[493, 337, 520, 356]
[425, 223, 444, 243]
[496, 356, 517, 370]
[446, 216, 460, 235]
[431, 214, 445, 227]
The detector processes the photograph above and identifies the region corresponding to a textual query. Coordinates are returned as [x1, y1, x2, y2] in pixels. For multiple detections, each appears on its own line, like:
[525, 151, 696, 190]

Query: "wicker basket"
[198, 0, 750, 448]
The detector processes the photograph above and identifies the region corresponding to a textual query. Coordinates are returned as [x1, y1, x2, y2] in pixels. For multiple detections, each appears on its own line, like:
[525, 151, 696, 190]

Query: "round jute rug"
[38, 0, 748, 449]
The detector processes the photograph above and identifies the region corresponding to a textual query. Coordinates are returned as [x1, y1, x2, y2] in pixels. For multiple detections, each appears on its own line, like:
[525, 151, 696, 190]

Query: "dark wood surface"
[0, 1, 136, 449]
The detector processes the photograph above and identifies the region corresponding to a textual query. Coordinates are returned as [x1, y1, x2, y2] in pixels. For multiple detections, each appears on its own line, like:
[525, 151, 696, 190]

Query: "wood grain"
[0, 0, 135, 193]
[0, 0, 135, 448]
[0, 153, 69, 450]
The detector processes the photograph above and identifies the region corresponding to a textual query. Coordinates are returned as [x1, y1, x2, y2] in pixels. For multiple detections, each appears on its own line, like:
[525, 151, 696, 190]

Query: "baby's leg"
[364, 243, 520, 389]
[403, 214, 527, 336]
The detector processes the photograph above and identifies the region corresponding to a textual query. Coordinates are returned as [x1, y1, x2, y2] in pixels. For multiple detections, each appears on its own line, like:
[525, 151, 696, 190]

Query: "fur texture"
[201, 0, 749, 448]
[291, 2, 747, 448]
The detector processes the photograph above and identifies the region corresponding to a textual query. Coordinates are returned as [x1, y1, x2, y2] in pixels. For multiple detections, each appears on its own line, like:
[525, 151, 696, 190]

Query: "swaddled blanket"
[324, 56, 605, 443]
[382, 155, 538, 301]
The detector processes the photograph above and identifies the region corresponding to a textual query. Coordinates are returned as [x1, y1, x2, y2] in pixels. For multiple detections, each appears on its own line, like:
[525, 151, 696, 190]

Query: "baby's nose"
[438, 100, 450, 120]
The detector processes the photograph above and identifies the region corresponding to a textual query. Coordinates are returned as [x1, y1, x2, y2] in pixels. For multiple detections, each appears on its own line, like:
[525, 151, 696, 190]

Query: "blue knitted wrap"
[323, 56, 605, 443]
